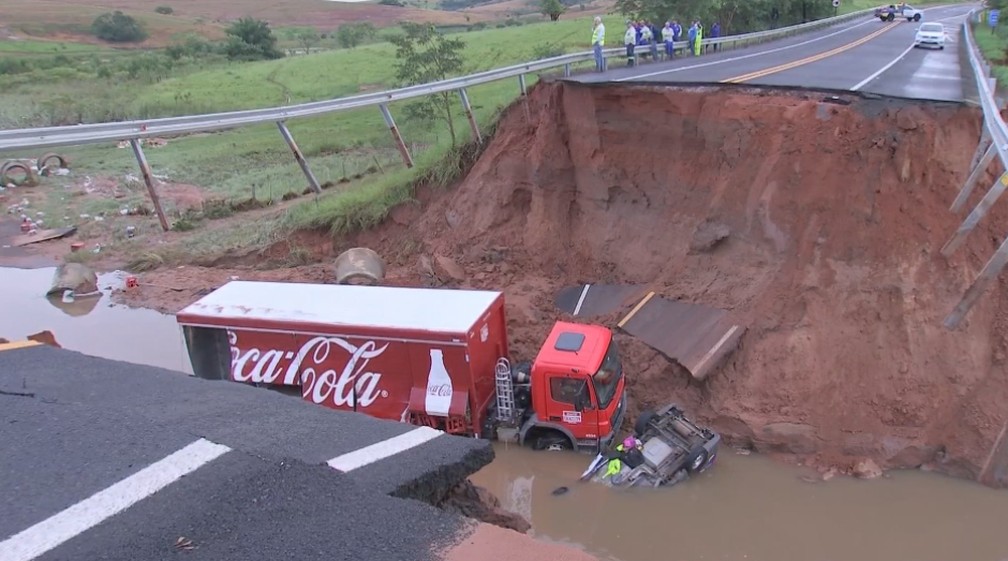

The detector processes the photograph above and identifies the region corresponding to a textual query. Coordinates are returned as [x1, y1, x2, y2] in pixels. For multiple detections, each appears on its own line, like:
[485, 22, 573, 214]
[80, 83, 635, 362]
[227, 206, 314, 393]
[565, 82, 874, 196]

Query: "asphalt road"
[0, 343, 491, 561]
[577, 4, 974, 101]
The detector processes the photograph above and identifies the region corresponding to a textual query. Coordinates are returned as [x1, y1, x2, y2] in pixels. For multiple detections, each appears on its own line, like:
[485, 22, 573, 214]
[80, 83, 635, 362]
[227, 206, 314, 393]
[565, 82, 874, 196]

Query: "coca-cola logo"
[228, 331, 390, 408]
[427, 383, 452, 397]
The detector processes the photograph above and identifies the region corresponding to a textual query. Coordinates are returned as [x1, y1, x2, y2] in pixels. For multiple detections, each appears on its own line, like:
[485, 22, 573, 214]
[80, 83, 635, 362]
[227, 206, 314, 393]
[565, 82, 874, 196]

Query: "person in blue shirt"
[687, 21, 698, 56]
[710, 21, 721, 52]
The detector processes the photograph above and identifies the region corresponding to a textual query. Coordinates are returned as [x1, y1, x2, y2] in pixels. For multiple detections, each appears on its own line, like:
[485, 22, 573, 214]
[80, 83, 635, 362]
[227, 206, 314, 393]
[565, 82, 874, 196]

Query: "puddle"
[472, 443, 1008, 561]
[3, 266, 1008, 561]
[0, 266, 192, 374]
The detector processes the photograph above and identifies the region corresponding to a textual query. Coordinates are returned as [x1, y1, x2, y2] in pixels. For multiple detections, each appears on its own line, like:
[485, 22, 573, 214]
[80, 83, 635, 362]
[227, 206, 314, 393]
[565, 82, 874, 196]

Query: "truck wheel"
[887, 13, 894, 21]
[634, 410, 656, 437]
[685, 446, 710, 474]
[913, 13, 921, 22]
[535, 434, 572, 452]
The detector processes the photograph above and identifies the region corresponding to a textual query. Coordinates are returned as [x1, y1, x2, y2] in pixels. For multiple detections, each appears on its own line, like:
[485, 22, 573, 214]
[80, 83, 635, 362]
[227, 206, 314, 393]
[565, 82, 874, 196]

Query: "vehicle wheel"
[536, 435, 572, 452]
[685, 446, 710, 474]
[634, 410, 656, 437]
[887, 13, 895, 21]
[914, 13, 921, 22]
[940, 46, 944, 50]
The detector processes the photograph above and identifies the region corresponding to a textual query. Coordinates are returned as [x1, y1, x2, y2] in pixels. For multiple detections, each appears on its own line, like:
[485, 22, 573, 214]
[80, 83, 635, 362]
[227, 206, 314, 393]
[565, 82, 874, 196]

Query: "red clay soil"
[439, 522, 600, 561]
[118, 81, 1008, 487]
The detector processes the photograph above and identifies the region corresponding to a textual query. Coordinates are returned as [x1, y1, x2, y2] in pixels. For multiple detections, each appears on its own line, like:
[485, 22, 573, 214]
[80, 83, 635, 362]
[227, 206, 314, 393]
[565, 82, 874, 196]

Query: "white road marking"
[572, 284, 591, 316]
[0, 438, 231, 561]
[608, 18, 878, 81]
[615, 5, 968, 83]
[327, 426, 443, 472]
[851, 44, 916, 90]
[852, 11, 969, 91]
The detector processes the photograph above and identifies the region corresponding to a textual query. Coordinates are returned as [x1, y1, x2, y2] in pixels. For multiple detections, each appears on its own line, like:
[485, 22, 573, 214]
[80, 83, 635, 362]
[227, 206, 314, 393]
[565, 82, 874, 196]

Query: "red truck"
[175, 280, 628, 453]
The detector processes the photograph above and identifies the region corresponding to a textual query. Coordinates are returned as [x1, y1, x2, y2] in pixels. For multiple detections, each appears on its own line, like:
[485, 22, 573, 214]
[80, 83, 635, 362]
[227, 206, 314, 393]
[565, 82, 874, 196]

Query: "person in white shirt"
[624, 21, 637, 66]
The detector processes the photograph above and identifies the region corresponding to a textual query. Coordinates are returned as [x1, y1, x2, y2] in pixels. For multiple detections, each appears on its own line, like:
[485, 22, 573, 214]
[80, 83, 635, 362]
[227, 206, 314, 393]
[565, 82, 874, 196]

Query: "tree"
[224, 17, 283, 60]
[390, 23, 465, 146]
[295, 29, 320, 53]
[336, 22, 376, 48]
[91, 11, 148, 43]
[541, 0, 567, 21]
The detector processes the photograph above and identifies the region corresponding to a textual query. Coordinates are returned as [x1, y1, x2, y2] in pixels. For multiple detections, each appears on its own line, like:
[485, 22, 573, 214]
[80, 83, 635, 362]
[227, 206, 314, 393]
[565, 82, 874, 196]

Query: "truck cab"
[515, 321, 627, 453]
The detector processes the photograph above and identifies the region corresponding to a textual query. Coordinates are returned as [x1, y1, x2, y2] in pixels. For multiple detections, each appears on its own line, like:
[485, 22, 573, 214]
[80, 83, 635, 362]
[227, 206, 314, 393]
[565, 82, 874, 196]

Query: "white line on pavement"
[0, 438, 231, 561]
[327, 426, 443, 473]
[851, 12, 969, 91]
[616, 17, 879, 81]
[615, 5, 969, 83]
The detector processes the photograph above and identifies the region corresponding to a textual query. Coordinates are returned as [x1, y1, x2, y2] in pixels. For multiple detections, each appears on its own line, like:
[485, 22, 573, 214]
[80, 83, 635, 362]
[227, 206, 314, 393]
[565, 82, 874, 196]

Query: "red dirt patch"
[111, 81, 1008, 487]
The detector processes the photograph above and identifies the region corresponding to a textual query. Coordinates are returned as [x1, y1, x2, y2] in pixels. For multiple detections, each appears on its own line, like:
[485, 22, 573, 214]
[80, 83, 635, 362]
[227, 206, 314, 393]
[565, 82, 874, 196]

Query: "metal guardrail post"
[276, 121, 322, 194]
[944, 237, 1008, 329]
[951, 142, 997, 213]
[564, 63, 571, 78]
[128, 139, 170, 232]
[457, 88, 481, 144]
[518, 74, 527, 96]
[378, 104, 414, 169]
[941, 171, 1008, 257]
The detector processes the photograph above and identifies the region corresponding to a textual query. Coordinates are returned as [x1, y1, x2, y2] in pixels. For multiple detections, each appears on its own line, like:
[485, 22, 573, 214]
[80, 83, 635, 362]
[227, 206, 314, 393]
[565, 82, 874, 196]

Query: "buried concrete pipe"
[0, 160, 38, 186]
[37, 152, 70, 175]
[333, 247, 385, 285]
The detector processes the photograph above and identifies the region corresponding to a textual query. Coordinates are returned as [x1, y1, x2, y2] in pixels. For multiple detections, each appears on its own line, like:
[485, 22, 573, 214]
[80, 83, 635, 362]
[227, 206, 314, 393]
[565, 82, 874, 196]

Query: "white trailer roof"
[177, 281, 502, 334]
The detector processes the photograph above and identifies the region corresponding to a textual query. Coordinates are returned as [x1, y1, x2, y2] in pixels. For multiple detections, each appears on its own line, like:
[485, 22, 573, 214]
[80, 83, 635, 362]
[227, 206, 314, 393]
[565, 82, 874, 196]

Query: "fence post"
[379, 104, 414, 169]
[564, 63, 572, 77]
[944, 235, 1008, 329]
[518, 74, 527, 96]
[458, 88, 482, 144]
[276, 121, 322, 194]
[128, 139, 170, 232]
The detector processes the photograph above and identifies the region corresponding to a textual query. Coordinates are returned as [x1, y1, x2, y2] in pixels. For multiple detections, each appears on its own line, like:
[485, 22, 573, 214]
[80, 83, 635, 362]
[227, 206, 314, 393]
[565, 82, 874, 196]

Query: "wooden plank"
[10, 226, 77, 247]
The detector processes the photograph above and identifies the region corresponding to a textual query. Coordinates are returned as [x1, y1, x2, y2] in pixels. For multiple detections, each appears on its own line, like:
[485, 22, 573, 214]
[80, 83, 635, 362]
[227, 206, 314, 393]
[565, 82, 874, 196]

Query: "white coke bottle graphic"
[425, 348, 453, 417]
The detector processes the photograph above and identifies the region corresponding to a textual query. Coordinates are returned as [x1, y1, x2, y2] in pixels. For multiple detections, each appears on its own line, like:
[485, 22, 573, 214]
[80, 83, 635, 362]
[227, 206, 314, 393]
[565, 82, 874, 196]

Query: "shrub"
[91, 11, 148, 43]
[155, 5, 174, 15]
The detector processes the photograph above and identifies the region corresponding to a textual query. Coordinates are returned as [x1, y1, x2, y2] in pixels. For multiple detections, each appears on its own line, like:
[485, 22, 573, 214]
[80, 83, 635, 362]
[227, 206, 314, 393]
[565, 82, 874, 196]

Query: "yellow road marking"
[617, 291, 655, 329]
[0, 340, 42, 353]
[722, 22, 899, 84]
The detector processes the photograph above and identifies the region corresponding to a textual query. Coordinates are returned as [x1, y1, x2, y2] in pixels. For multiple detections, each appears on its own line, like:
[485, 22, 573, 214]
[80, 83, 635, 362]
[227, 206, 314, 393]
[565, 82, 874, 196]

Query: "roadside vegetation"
[971, 1, 1008, 86]
[0, 0, 971, 266]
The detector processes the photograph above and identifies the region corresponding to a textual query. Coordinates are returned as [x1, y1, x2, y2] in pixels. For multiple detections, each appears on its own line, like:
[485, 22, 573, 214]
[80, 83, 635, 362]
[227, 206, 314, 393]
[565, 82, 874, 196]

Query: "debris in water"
[551, 486, 569, 496]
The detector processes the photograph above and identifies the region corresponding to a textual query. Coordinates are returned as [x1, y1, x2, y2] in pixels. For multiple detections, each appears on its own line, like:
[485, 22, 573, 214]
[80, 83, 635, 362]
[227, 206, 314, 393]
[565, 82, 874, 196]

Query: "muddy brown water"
[3, 266, 1008, 561]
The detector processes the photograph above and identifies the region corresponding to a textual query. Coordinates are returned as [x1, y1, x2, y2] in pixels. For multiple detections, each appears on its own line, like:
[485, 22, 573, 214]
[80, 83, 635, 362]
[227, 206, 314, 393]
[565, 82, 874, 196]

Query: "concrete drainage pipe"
[0, 160, 38, 186]
[38, 153, 69, 175]
[333, 247, 385, 285]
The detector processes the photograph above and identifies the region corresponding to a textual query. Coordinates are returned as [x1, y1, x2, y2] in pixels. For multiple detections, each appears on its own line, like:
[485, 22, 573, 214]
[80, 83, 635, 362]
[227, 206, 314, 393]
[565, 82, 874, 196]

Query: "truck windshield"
[591, 341, 622, 409]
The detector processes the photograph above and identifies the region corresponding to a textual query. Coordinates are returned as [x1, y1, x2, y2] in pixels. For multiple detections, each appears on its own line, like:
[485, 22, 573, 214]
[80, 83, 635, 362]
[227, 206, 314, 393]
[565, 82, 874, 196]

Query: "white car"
[914, 22, 946, 49]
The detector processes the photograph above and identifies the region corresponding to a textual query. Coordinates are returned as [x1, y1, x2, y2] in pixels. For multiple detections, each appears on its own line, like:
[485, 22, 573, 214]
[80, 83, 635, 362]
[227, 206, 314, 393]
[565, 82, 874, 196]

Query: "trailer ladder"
[494, 357, 515, 422]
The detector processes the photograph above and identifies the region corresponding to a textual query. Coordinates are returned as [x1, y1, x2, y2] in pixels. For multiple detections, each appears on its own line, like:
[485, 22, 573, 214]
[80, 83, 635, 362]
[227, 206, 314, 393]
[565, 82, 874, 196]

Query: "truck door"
[545, 374, 599, 442]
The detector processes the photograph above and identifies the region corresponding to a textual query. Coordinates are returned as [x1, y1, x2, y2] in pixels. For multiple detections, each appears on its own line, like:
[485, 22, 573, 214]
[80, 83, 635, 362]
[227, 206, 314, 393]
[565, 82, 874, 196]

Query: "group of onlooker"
[591, 16, 722, 71]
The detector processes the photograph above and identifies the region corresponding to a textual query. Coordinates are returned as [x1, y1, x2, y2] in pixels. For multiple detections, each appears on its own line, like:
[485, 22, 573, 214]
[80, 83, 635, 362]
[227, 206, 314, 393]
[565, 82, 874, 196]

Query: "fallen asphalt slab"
[0, 343, 505, 561]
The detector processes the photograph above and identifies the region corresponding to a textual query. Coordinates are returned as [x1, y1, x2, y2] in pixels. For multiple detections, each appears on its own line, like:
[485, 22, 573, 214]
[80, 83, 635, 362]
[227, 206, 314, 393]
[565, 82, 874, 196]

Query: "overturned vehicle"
[581, 403, 720, 487]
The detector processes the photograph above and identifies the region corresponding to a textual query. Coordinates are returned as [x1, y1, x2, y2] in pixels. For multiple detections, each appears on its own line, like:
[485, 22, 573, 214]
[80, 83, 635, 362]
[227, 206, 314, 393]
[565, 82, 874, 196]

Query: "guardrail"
[940, 9, 1008, 329]
[0, 7, 877, 230]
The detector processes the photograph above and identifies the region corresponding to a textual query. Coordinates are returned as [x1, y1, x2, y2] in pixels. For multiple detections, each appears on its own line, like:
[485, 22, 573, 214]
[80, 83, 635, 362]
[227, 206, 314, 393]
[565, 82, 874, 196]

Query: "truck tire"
[913, 13, 921, 22]
[887, 12, 895, 21]
[634, 409, 656, 437]
[535, 433, 573, 452]
[685, 446, 710, 474]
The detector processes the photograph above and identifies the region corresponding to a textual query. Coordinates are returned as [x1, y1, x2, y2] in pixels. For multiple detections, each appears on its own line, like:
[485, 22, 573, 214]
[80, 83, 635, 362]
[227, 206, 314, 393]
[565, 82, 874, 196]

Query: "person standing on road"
[710, 21, 721, 52]
[592, 16, 606, 72]
[624, 21, 637, 66]
[687, 21, 698, 56]
[694, 20, 703, 56]
[639, 22, 654, 63]
[662, 21, 675, 59]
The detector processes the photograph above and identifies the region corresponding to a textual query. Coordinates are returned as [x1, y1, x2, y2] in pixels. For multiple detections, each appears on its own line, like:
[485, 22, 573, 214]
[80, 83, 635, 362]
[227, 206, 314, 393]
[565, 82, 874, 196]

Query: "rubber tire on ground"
[685, 446, 710, 474]
[634, 409, 656, 437]
[536, 434, 573, 451]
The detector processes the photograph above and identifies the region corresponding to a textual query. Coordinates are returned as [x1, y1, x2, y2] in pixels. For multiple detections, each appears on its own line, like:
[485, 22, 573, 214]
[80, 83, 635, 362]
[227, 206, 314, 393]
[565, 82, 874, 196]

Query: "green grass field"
[0, 3, 975, 255]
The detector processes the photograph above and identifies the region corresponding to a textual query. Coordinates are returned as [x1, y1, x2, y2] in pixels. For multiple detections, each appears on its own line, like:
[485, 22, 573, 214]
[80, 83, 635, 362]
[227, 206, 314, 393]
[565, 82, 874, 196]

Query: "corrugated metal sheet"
[617, 292, 745, 381]
[554, 284, 648, 317]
